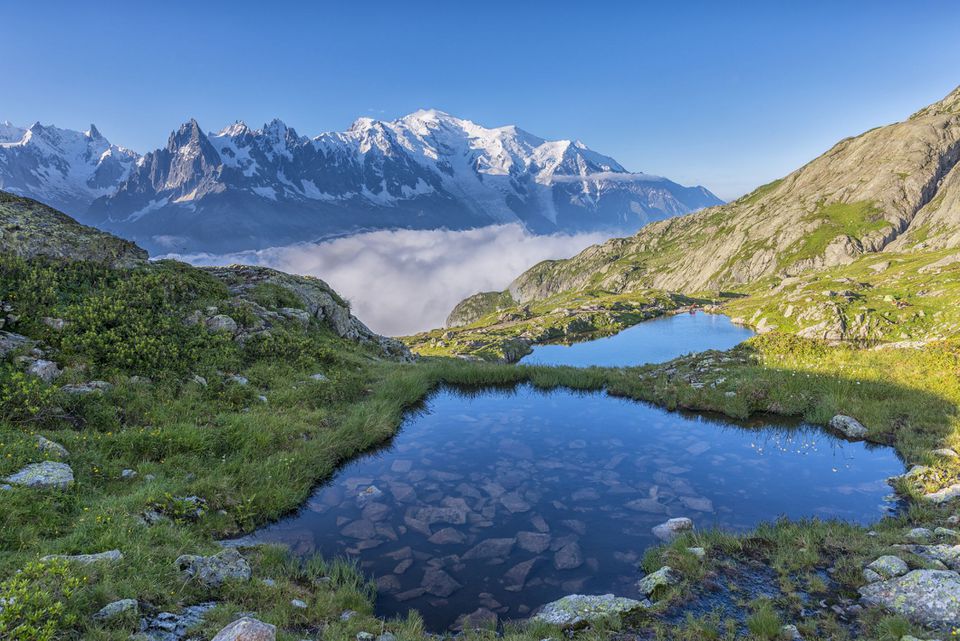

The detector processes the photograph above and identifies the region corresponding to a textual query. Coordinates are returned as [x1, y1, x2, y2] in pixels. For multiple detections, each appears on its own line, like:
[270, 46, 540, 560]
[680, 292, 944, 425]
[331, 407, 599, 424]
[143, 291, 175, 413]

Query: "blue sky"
[2, 0, 959, 199]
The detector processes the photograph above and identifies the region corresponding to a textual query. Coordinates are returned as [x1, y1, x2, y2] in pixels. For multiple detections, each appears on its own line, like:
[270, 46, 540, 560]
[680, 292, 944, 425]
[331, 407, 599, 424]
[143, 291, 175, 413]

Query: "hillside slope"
[490, 85, 960, 303]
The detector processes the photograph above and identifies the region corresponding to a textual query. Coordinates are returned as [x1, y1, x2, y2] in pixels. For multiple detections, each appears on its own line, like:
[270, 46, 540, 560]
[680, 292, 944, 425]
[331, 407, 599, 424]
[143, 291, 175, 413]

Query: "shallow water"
[241, 385, 902, 630]
[518, 312, 754, 367]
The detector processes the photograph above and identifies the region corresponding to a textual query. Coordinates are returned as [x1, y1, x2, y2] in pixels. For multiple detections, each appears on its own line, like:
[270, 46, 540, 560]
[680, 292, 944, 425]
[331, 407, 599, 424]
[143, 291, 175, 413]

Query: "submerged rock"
[859, 569, 960, 631]
[533, 593, 648, 627]
[829, 415, 868, 439]
[453, 607, 498, 630]
[5, 461, 74, 489]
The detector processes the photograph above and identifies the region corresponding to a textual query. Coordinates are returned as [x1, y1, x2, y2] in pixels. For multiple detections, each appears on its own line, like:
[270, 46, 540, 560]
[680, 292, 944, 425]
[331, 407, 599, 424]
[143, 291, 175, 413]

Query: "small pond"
[518, 312, 754, 367]
[239, 385, 903, 630]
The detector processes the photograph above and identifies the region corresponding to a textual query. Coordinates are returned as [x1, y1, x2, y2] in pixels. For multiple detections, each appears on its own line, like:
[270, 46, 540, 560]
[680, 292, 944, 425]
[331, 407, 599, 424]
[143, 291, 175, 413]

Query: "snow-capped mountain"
[0, 121, 138, 216]
[2, 111, 721, 253]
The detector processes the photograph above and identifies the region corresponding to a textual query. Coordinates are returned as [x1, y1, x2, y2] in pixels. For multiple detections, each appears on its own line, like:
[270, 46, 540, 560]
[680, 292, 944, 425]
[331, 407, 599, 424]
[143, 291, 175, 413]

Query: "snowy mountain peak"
[1, 111, 723, 253]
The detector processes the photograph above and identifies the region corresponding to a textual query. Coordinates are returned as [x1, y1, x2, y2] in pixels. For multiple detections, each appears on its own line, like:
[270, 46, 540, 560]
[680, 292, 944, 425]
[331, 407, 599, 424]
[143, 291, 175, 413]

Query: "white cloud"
[161, 225, 608, 336]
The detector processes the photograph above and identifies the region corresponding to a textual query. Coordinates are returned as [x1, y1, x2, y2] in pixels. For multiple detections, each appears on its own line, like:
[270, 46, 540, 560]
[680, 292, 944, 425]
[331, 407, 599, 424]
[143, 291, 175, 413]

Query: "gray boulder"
[925, 482, 960, 504]
[652, 517, 693, 542]
[0, 331, 31, 357]
[175, 548, 251, 587]
[42, 549, 123, 564]
[533, 594, 648, 627]
[61, 380, 113, 395]
[205, 315, 238, 334]
[859, 569, 960, 631]
[27, 359, 62, 382]
[6, 461, 74, 489]
[866, 555, 909, 580]
[829, 415, 868, 439]
[210, 616, 276, 641]
[637, 566, 679, 596]
[35, 435, 69, 459]
[92, 598, 138, 621]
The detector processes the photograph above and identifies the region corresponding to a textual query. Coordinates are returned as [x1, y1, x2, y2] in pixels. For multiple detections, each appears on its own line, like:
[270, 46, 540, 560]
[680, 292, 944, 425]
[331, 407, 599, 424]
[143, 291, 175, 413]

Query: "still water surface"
[518, 312, 754, 367]
[243, 385, 902, 629]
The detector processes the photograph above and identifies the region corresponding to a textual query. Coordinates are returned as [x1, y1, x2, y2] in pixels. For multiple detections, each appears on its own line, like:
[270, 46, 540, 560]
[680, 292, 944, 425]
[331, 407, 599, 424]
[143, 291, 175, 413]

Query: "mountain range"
[0, 111, 721, 254]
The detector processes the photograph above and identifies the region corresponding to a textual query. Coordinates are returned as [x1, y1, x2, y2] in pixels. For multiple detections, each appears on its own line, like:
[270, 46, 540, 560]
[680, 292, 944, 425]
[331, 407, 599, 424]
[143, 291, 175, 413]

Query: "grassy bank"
[2, 255, 959, 640]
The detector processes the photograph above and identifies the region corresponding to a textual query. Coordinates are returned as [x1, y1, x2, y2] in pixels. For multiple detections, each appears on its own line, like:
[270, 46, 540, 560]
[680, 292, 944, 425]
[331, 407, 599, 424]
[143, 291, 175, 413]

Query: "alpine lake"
[238, 313, 904, 629]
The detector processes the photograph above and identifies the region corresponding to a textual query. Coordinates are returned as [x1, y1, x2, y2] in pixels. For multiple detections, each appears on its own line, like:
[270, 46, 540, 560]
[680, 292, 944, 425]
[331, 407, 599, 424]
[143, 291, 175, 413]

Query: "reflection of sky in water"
[244, 385, 903, 630]
[519, 312, 754, 367]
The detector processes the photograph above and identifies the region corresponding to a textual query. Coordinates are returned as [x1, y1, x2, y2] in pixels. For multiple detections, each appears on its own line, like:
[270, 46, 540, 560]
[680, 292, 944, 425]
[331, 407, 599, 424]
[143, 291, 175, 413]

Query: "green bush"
[0, 559, 83, 641]
[0, 368, 55, 425]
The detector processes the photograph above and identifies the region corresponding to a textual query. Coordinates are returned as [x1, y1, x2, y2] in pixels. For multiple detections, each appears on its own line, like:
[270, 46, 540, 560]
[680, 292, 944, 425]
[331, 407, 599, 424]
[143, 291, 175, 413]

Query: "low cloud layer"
[164, 225, 607, 336]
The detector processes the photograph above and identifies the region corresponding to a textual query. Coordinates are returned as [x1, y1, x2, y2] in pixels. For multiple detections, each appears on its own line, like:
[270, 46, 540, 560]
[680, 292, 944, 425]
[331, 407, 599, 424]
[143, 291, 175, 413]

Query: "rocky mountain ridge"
[448, 86, 960, 323]
[1, 111, 722, 254]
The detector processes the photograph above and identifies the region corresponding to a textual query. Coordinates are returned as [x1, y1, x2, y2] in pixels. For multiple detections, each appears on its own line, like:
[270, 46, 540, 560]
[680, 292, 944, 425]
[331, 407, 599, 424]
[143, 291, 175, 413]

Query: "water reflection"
[241, 385, 902, 629]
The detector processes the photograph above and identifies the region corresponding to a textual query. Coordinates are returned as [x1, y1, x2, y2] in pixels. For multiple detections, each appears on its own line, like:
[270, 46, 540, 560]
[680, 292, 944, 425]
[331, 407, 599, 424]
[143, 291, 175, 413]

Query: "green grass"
[4, 253, 960, 640]
[782, 201, 890, 265]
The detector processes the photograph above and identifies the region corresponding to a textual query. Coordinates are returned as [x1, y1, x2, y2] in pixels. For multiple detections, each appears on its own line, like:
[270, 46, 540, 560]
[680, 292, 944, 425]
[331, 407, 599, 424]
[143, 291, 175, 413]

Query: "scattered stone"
[781, 624, 803, 641]
[867, 555, 909, 579]
[310, 373, 329, 381]
[192, 374, 208, 387]
[377, 633, 397, 641]
[92, 598, 138, 621]
[62, 381, 114, 396]
[553, 542, 584, 570]
[26, 359, 62, 382]
[290, 599, 307, 609]
[176, 548, 251, 587]
[829, 415, 868, 439]
[637, 566, 679, 596]
[138, 602, 216, 641]
[907, 527, 933, 541]
[206, 315, 239, 334]
[41, 549, 122, 564]
[687, 547, 706, 559]
[35, 435, 69, 459]
[933, 448, 959, 459]
[42, 317, 66, 331]
[533, 594, 647, 627]
[340, 610, 358, 621]
[936, 527, 959, 539]
[121, 469, 137, 480]
[356, 633, 374, 641]
[652, 517, 693, 542]
[924, 483, 960, 504]
[0, 331, 31, 357]
[211, 616, 276, 641]
[228, 375, 249, 385]
[859, 569, 960, 631]
[904, 544, 960, 570]
[5, 461, 74, 489]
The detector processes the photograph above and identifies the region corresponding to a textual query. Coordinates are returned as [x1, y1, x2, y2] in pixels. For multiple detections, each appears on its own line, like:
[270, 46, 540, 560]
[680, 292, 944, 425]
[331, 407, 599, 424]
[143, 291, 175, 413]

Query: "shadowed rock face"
[453, 86, 960, 308]
[0, 191, 146, 266]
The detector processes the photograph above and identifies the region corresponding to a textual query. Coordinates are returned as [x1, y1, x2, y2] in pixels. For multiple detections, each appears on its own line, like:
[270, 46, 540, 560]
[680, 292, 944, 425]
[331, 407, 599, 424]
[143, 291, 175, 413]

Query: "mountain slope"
[477, 86, 960, 306]
[0, 190, 146, 266]
[0, 122, 138, 217]
[68, 110, 718, 253]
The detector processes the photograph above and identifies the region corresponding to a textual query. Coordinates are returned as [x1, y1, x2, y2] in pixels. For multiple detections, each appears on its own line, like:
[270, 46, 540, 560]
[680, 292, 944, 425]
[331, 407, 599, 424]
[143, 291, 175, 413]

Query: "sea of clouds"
[162, 224, 607, 336]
